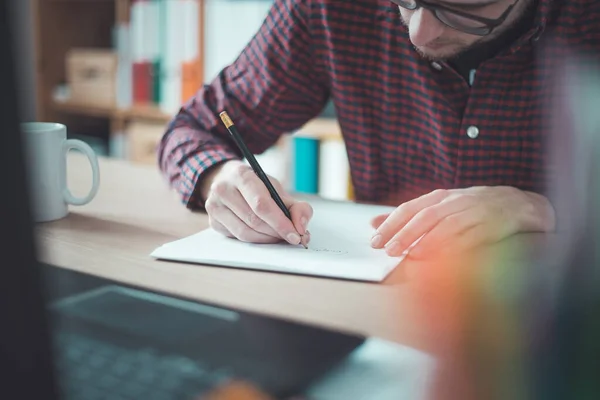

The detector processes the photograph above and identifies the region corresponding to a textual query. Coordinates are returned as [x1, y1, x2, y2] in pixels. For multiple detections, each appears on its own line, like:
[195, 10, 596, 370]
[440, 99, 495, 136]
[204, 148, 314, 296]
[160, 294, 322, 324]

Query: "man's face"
[398, 0, 534, 61]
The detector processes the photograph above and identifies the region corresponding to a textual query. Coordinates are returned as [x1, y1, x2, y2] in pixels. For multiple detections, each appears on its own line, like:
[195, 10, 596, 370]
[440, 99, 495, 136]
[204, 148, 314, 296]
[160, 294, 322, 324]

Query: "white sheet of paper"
[150, 200, 405, 281]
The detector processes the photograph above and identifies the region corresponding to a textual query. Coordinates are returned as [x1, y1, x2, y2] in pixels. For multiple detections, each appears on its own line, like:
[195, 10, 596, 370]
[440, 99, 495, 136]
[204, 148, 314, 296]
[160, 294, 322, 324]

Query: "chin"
[413, 44, 465, 61]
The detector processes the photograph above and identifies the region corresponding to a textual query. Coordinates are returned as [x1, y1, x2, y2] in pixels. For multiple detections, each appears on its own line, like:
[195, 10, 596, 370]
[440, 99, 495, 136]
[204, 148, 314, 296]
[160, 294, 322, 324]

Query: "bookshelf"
[30, 0, 348, 198]
[31, 0, 203, 156]
[51, 99, 170, 121]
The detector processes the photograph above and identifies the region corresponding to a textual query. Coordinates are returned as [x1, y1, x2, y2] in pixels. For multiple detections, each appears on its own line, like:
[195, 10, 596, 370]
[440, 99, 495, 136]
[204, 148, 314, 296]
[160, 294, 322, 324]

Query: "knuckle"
[237, 164, 254, 179]
[395, 202, 412, 217]
[275, 220, 294, 236]
[236, 229, 256, 243]
[431, 189, 449, 198]
[444, 213, 463, 226]
[458, 193, 478, 205]
[252, 196, 271, 215]
[445, 212, 461, 222]
[211, 180, 230, 197]
[209, 217, 231, 237]
[205, 198, 219, 214]
[246, 212, 262, 230]
[269, 176, 282, 190]
[229, 224, 245, 240]
[417, 207, 439, 222]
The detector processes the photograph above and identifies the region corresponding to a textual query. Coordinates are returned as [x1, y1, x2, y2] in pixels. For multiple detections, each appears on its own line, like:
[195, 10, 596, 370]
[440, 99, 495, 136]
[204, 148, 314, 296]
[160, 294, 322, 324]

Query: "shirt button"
[466, 125, 479, 139]
[431, 62, 442, 71]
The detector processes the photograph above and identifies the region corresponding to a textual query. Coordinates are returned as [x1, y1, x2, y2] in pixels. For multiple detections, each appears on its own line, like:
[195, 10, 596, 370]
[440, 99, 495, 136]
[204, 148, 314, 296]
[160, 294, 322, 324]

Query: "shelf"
[52, 99, 173, 122]
[52, 99, 113, 118]
[297, 118, 342, 141]
[51, 99, 342, 140]
[115, 104, 173, 122]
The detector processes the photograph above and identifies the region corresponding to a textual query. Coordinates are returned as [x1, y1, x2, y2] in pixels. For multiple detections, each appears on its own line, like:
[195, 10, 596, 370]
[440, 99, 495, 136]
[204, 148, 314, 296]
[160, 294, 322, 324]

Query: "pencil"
[219, 111, 307, 249]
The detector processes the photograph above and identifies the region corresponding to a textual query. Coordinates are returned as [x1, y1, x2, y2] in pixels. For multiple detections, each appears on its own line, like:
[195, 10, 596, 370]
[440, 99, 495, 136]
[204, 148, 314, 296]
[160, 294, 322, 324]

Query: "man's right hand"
[201, 160, 312, 245]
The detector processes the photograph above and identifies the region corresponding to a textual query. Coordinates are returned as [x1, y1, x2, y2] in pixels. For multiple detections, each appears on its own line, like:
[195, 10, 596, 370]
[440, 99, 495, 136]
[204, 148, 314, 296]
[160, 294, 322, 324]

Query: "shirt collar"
[509, 0, 556, 51]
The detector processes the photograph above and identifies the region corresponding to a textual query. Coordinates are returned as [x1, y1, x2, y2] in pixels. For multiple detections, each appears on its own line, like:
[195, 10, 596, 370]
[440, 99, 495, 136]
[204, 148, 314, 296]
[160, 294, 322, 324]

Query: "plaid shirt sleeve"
[157, 0, 329, 210]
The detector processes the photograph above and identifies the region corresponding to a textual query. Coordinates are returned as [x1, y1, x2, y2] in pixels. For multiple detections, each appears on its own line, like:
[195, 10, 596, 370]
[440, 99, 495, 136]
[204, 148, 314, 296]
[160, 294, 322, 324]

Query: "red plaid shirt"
[157, 0, 600, 209]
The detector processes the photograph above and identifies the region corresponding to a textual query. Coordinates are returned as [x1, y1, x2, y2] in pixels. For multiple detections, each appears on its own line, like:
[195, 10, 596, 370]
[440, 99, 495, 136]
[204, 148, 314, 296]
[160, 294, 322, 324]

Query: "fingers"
[236, 167, 303, 245]
[371, 213, 389, 230]
[206, 161, 308, 245]
[371, 186, 527, 260]
[419, 224, 493, 259]
[448, 224, 493, 251]
[380, 194, 474, 256]
[208, 206, 281, 244]
[289, 201, 313, 247]
[288, 201, 313, 236]
[408, 208, 486, 258]
[208, 217, 234, 239]
[372, 189, 450, 249]
[219, 187, 280, 238]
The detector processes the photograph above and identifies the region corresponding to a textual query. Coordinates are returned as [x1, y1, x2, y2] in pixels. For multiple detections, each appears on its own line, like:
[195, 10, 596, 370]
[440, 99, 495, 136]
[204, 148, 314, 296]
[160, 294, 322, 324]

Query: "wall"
[203, 0, 274, 83]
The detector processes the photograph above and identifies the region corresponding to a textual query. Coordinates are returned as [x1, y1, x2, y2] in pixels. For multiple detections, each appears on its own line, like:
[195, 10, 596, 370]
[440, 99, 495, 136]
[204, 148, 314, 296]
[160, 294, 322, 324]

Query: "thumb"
[371, 213, 390, 230]
[288, 200, 313, 235]
[272, 176, 312, 235]
[275, 178, 313, 235]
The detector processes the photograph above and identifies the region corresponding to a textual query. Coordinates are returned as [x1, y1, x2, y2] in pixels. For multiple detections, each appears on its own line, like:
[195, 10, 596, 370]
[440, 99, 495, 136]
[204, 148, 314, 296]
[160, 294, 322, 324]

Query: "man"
[158, 0, 600, 257]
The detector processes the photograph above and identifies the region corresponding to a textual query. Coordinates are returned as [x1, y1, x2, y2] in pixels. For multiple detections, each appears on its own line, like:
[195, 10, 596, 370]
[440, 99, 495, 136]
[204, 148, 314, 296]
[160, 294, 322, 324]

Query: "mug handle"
[62, 139, 100, 205]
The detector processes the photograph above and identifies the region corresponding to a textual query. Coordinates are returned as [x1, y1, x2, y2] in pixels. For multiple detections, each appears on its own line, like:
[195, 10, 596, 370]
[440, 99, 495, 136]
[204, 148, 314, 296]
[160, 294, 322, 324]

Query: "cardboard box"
[66, 48, 118, 107]
[126, 120, 166, 165]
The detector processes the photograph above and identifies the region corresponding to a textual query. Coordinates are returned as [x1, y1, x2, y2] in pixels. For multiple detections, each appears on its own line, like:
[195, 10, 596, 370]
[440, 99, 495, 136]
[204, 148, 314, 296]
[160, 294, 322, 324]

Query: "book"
[318, 137, 351, 201]
[293, 136, 320, 194]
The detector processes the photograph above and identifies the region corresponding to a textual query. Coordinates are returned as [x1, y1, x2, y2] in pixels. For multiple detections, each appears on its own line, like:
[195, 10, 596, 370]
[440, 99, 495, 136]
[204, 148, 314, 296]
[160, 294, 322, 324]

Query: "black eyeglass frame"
[391, 0, 519, 36]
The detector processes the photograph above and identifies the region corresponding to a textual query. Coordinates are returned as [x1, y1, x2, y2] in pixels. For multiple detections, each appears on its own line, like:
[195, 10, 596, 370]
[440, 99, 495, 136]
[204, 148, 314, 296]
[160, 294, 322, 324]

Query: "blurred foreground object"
[200, 381, 274, 400]
[417, 45, 600, 400]
[529, 49, 600, 400]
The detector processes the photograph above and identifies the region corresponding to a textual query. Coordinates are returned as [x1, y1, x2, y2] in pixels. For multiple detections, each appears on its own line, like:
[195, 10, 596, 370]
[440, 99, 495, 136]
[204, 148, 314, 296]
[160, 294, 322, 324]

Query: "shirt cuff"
[178, 149, 240, 210]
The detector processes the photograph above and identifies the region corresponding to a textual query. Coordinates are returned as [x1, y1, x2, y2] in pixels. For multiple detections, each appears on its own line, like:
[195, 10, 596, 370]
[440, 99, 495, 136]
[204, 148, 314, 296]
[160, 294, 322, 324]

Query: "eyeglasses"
[391, 0, 519, 36]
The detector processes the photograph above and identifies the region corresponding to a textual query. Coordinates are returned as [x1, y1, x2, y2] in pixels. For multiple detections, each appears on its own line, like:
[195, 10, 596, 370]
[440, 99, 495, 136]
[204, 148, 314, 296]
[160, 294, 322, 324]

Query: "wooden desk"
[35, 154, 541, 353]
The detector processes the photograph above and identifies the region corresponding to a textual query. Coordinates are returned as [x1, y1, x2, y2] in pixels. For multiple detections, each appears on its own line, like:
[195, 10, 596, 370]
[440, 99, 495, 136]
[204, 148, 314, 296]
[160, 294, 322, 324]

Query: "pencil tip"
[302, 230, 309, 249]
[300, 235, 308, 249]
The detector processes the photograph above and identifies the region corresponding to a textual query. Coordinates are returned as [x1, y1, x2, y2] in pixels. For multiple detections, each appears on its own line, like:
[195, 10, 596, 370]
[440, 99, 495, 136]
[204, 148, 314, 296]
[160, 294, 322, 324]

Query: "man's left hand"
[370, 186, 556, 258]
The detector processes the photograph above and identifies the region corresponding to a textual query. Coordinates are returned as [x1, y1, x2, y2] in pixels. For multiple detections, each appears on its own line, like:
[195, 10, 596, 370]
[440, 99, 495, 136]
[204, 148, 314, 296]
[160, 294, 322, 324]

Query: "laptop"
[0, 3, 365, 399]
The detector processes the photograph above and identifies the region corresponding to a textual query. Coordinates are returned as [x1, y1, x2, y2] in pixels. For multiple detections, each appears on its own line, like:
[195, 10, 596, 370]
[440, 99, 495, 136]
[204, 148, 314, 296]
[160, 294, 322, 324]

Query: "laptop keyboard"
[53, 332, 233, 400]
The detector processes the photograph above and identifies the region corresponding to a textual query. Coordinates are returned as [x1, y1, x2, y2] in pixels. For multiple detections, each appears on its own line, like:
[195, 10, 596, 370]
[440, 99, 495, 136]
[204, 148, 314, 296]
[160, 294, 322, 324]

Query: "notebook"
[150, 200, 405, 282]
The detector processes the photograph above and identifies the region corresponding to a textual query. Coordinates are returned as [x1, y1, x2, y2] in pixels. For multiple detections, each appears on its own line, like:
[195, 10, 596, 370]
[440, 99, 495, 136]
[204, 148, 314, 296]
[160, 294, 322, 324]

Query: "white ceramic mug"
[21, 122, 100, 222]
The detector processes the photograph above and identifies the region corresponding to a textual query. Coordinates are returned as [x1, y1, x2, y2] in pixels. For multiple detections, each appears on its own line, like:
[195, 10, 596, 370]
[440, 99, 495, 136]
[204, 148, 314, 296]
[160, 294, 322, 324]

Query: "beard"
[410, 39, 474, 61]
